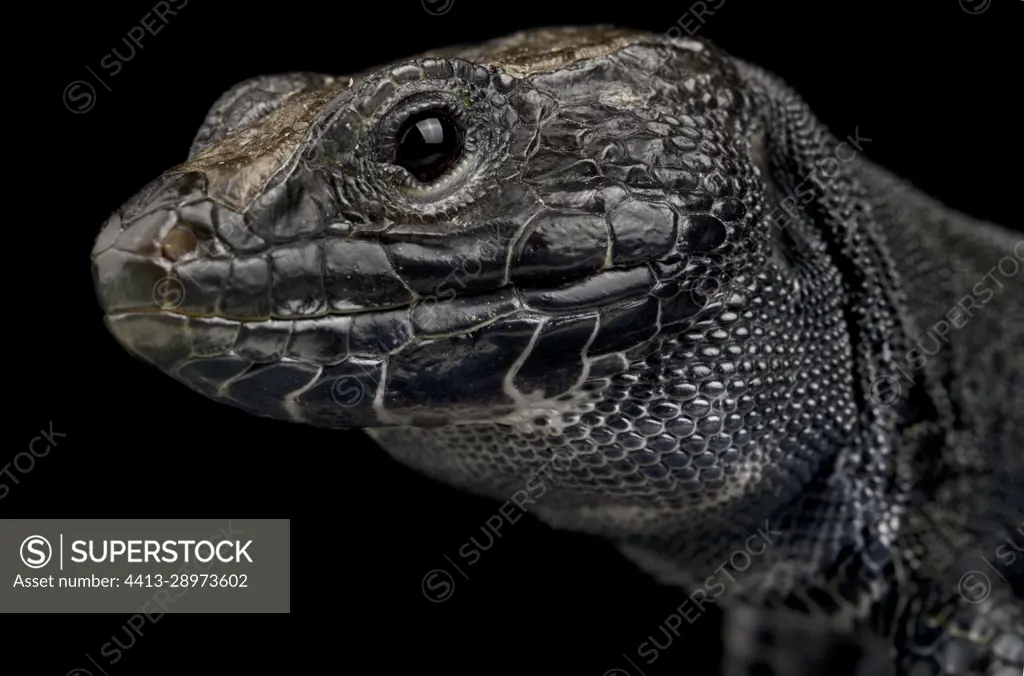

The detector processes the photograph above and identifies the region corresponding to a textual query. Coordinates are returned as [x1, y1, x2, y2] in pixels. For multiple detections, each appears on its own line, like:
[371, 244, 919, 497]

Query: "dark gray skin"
[92, 27, 1023, 676]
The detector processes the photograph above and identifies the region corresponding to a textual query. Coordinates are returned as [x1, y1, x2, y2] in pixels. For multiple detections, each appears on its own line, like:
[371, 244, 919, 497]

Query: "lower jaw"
[108, 308, 618, 429]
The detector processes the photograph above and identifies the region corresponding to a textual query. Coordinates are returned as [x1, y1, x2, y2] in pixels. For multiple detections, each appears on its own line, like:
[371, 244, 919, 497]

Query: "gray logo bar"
[0, 519, 289, 613]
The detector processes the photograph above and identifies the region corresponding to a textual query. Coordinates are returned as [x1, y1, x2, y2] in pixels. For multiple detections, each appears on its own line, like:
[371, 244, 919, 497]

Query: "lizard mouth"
[101, 259, 672, 428]
[104, 261, 660, 366]
[105, 261, 657, 322]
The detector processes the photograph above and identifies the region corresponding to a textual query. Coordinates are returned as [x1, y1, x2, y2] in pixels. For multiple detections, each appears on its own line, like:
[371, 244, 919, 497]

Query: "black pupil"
[396, 112, 462, 181]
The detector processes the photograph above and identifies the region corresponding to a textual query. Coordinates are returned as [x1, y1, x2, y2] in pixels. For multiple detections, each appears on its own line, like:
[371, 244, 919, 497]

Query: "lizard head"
[93, 26, 763, 426]
[94, 27, 886, 552]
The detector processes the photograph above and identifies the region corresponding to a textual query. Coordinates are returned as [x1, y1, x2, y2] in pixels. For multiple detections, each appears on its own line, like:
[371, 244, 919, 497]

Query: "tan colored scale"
[424, 26, 649, 77]
[171, 27, 650, 213]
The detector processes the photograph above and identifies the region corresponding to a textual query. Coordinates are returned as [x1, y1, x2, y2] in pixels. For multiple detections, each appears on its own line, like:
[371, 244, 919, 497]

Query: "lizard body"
[91, 27, 1023, 675]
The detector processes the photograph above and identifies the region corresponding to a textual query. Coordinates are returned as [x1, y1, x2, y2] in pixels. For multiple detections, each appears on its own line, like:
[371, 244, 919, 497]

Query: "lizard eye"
[394, 111, 463, 182]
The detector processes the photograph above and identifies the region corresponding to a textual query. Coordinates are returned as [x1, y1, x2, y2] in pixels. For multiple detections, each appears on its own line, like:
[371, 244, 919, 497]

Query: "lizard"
[90, 26, 1023, 676]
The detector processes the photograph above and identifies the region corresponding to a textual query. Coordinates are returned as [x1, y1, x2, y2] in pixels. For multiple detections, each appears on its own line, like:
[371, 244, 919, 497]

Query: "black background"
[7, 0, 1021, 674]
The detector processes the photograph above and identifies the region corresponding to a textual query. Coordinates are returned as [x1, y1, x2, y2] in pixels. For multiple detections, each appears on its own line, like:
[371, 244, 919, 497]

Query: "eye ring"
[370, 88, 500, 211]
[377, 95, 469, 186]
[394, 110, 464, 182]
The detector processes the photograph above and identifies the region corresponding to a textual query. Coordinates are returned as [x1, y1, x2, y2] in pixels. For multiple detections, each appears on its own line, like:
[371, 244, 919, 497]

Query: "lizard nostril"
[160, 224, 198, 261]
